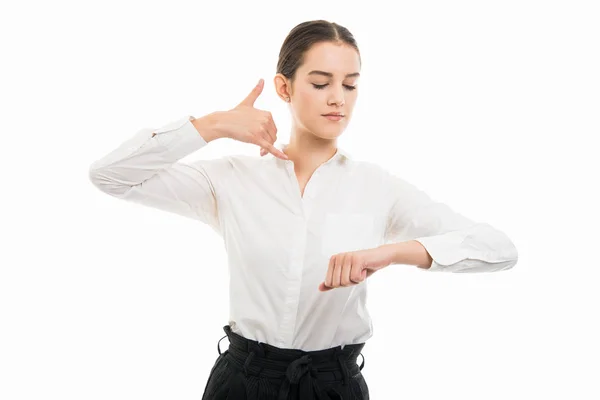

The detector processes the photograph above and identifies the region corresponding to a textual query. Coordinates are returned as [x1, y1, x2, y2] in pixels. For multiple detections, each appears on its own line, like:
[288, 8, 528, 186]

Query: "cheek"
[294, 90, 322, 118]
[298, 88, 320, 106]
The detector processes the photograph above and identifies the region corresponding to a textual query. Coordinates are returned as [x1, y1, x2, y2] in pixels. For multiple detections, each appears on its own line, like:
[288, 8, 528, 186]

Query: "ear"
[274, 73, 292, 102]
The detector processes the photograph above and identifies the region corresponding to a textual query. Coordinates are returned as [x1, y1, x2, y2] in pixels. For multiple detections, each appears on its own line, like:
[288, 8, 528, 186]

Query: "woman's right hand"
[214, 79, 289, 161]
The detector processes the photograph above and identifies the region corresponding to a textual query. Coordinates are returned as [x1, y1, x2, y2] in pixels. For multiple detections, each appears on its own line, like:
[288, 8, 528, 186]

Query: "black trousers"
[201, 325, 369, 400]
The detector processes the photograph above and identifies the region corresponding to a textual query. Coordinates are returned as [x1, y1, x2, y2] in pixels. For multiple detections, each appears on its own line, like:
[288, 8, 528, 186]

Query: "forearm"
[380, 240, 433, 269]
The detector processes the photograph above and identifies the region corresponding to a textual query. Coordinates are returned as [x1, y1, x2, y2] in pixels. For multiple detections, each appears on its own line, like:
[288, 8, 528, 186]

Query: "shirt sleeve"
[88, 115, 231, 235]
[382, 170, 519, 273]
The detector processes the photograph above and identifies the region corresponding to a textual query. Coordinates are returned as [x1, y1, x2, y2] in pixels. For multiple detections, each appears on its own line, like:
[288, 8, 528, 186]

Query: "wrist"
[192, 112, 225, 142]
[383, 241, 433, 268]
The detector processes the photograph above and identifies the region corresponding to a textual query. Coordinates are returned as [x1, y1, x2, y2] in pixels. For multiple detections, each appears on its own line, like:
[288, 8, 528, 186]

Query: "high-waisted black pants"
[201, 324, 369, 400]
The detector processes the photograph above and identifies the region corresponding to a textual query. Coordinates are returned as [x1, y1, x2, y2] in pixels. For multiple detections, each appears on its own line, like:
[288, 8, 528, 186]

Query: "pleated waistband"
[216, 324, 366, 400]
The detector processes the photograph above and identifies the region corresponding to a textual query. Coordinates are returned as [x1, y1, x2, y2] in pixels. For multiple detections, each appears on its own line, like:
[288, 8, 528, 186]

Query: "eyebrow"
[307, 70, 360, 78]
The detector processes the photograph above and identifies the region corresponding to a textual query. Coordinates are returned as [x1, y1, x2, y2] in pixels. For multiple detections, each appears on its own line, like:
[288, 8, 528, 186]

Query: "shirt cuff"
[413, 232, 467, 271]
[152, 115, 208, 159]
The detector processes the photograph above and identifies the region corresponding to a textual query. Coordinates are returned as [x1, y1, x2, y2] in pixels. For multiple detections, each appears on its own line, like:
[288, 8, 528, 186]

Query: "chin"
[323, 124, 347, 137]
[313, 130, 343, 140]
[303, 120, 347, 139]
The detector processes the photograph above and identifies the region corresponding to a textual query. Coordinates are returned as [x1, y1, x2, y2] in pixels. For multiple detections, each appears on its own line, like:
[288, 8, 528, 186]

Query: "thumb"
[237, 78, 264, 108]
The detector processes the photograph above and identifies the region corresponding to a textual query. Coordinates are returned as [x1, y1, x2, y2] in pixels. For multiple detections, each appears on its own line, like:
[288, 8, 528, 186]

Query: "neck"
[283, 130, 339, 173]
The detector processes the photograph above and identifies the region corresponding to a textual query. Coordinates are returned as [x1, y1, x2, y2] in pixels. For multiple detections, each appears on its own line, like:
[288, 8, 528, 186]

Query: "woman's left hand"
[318, 246, 395, 291]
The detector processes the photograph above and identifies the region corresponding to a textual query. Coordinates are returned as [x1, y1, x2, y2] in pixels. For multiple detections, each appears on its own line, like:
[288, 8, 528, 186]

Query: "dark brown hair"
[276, 20, 361, 86]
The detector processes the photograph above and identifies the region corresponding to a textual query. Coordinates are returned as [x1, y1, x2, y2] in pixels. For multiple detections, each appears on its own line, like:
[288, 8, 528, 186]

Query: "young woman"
[89, 20, 518, 400]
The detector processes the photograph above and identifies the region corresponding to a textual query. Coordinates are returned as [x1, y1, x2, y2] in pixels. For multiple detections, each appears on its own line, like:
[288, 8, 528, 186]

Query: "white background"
[1, 0, 599, 399]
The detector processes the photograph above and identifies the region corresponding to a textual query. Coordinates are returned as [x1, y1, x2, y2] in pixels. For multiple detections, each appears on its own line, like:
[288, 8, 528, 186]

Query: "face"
[275, 41, 361, 140]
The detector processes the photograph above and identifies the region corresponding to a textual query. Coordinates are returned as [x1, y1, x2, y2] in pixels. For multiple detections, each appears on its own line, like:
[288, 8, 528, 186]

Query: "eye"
[312, 84, 357, 91]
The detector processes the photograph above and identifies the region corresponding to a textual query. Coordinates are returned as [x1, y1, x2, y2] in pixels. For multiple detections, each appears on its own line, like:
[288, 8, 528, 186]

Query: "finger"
[332, 254, 344, 288]
[350, 258, 364, 283]
[258, 114, 282, 159]
[257, 137, 288, 160]
[325, 255, 335, 289]
[259, 117, 277, 146]
[341, 255, 353, 286]
[237, 78, 264, 108]
[319, 281, 333, 291]
[265, 113, 278, 140]
[259, 115, 275, 156]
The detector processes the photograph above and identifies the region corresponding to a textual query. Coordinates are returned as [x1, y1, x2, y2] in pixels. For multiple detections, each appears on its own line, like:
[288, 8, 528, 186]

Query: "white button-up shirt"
[89, 115, 519, 351]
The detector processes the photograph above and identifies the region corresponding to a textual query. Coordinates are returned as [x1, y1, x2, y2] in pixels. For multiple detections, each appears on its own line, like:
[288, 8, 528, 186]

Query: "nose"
[327, 92, 345, 107]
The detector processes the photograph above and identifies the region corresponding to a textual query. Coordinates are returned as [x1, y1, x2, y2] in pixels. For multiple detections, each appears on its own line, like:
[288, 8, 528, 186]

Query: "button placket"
[280, 216, 306, 346]
[302, 169, 322, 217]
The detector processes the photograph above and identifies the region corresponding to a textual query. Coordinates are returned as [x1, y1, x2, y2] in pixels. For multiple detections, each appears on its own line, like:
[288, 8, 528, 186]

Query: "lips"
[323, 114, 344, 121]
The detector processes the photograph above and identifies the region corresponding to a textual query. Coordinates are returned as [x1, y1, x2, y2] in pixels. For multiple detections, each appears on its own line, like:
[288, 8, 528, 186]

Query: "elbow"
[484, 239, 519, 272]
[88, 164, 101, 189]
[88, 164, 129, 197]
[504, 257, 519, 271]
[499, 238, 519, 271]
[480, 241, 519, 273]
[482, 224, 520, 271]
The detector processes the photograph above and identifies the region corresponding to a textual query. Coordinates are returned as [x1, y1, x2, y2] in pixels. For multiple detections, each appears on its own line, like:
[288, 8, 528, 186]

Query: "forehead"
[298, 42, 360, 76]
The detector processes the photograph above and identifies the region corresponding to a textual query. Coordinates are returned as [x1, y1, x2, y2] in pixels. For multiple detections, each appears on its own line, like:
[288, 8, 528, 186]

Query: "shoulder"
[345, 158, 390, 184]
